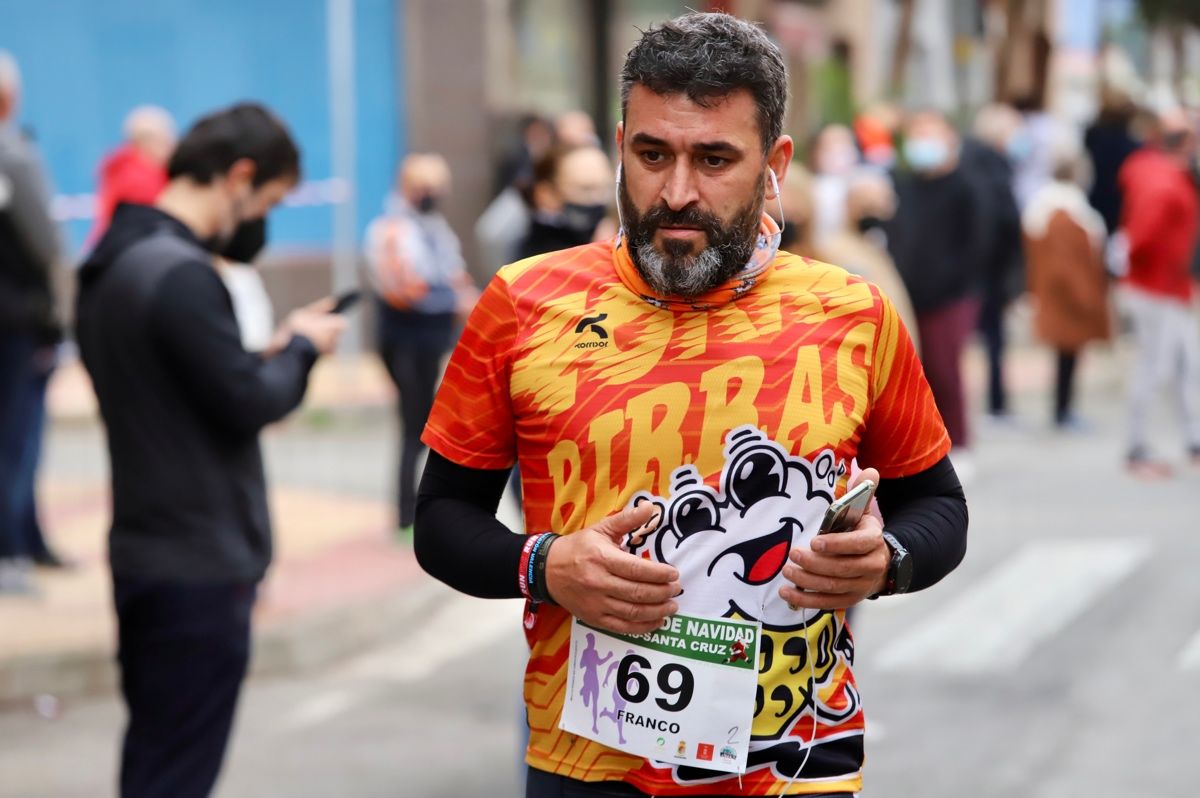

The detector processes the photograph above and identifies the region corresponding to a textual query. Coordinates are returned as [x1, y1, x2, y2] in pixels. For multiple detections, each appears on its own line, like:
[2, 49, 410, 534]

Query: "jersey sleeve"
[856, 288, 951, 478]
[421, 274, 519, 469]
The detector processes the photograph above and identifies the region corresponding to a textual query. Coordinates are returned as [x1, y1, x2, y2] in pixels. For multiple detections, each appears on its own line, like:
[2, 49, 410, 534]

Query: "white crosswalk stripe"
[875, 539, 1152, 674]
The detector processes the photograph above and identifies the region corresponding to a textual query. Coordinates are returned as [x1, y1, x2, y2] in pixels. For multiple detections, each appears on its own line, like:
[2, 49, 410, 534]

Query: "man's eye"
[701, 156, 728, 168]
[640, 151, 665, 164]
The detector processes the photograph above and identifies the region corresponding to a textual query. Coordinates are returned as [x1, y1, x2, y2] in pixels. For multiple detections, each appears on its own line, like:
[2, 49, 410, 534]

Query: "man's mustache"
[637, 204, 721, 237]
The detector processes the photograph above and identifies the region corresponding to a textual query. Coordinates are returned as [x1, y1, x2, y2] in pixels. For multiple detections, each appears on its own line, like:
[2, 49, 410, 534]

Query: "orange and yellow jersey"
[423, 240, 950, 795]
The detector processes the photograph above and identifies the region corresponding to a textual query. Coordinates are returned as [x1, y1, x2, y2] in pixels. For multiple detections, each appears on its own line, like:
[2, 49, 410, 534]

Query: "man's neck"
[156, 182, 218, 243]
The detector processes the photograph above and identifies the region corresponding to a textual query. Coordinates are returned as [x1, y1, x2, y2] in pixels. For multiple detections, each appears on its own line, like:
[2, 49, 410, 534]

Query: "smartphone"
[331, 289, 362, 314]
[818, 480, 876, 534]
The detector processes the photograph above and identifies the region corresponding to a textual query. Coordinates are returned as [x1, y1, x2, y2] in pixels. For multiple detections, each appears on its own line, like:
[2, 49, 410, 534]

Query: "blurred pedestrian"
[516, 144, 613, 261]
[887, 109, 987, 474]
[87, 104, 176, 246]
[854, 102, 901, 169]
[75, 102, 345, 798]
[0, 50, 65, 594]
[1023, 134, 1112, 430]
[1011, 96, 1058, 210]
[1084, 87, 1139, 235]
[477, 114, 555, 279]
[962, 103, 1026, 420]
[554, 109, 600, 148]
[365, 153, 478, 536]
[819, 172, 919, 345]
[1116, 108, 1200, 478]
[807, 123, 861, 246]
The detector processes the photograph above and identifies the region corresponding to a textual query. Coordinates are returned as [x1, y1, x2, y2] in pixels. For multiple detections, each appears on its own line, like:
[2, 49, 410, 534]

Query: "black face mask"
[561, 202, 607, 236]
[416, 194, 439, 214]
[857, 215, 886, 235]
[220, 217, 268, 264]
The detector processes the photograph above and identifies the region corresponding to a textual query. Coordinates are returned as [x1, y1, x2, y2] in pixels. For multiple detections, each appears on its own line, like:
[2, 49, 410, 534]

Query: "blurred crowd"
[4, 41, 1200, 598]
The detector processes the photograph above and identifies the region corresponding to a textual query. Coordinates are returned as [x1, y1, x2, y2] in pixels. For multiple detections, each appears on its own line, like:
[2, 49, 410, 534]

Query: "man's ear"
[766, 135, 794, 197]
[226, 158, 257, 190]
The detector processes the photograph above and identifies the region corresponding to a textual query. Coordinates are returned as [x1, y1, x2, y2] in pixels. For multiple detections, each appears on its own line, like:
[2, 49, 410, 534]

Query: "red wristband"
[518, 534, 540, 600]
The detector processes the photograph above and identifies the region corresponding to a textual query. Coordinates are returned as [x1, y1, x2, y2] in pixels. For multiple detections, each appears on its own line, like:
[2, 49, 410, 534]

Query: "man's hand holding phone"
[779, 467, 890, 610]
[264, 297, 348, 357]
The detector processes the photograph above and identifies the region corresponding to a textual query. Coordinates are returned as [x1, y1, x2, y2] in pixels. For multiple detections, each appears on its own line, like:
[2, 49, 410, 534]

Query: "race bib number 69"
[560, 613, 760, 774]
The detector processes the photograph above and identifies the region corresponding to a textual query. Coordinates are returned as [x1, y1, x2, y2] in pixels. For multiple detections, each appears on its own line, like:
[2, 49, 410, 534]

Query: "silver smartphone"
[818, 480, 876, 534]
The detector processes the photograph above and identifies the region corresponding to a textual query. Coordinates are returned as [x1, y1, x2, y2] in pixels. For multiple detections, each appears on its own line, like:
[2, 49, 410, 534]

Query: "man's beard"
[618, 173, 764, 299]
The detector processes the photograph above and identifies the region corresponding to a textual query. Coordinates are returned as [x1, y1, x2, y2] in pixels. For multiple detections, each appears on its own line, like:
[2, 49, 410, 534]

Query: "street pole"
[328, 0, 360, 352]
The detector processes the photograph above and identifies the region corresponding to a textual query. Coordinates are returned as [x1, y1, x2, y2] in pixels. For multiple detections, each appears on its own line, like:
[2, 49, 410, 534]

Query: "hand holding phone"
[818, 479, 876, 534]
[331, 289, 362, 314]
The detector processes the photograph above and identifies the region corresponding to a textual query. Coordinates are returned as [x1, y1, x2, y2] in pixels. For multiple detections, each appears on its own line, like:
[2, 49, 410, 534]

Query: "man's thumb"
[594, 501, 659, 544]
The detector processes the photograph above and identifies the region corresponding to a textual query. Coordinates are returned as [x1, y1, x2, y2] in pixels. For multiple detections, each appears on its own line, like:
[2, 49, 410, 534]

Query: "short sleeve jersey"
[423, 240, 950, 795]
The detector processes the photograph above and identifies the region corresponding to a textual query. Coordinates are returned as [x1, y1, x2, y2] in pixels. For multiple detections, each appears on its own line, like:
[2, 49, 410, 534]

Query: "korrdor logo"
[574, 312, 609, 350]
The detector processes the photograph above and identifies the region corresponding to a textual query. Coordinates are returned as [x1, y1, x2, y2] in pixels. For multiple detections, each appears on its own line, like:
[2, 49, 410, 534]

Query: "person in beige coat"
[1022, 140, 1112, 430]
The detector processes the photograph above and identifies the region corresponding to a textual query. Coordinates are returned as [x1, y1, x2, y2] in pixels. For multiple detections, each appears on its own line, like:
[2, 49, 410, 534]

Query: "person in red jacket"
[86, 105, 175, 246]
[1117, 107, 1200, 478]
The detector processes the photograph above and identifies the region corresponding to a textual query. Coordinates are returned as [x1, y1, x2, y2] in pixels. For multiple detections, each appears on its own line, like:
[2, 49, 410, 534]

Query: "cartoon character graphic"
[625, 425, 863, 784]
[628, 424, 845, 628]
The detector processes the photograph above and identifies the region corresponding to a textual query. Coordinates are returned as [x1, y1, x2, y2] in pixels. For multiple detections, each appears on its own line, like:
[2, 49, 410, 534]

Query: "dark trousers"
[0, 333, 37, 558]
[14, 361, 53, 558]
[378, 308, 456, 528]
[1055, 350, 1079, 424]
[977, 295, 1008, 415]
[526, 768, 852, 797]
[916, 298, 981, 448]
[115, 577, 256, 798]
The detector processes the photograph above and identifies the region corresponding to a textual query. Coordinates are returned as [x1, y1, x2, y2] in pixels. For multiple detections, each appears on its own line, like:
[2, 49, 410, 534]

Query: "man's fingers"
[808, 525, 883, 556]
[849, 466, 880, 491]
[782, 563, 871, 595]
[593, 502, 659, 544]
[610, 576, 681, 606]
[606, 547, 678, 583]
[788, 548, 880, 579]
[779, 585, 858, 611]
[596, 595, 677, 635]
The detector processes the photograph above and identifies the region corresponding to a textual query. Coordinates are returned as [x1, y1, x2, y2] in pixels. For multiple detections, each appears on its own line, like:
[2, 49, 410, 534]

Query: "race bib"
[560, 613, 760, 774]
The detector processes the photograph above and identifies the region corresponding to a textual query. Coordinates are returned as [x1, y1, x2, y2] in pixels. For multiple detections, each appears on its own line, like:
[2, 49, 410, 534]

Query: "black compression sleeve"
[414, 450, 525, 599]
[873, 455, 968, 592]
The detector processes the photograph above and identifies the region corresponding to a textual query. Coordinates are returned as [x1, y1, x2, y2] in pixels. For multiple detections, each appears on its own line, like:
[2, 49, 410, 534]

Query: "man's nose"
[659, 161, 700, 211]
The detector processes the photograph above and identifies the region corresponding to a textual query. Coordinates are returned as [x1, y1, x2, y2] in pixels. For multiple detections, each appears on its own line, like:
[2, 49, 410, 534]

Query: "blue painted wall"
[0, 0, 404, 255]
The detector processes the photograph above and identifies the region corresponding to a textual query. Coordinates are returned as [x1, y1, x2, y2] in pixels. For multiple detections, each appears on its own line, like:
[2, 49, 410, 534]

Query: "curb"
[0, 576, 447, 708]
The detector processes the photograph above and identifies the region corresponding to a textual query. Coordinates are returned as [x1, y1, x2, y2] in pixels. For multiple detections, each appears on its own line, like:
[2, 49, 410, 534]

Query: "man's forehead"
[624, 84, 759, 151]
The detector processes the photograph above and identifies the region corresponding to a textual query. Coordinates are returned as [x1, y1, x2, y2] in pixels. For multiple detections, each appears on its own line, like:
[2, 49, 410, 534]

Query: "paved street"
[1, 339, 1198, 797]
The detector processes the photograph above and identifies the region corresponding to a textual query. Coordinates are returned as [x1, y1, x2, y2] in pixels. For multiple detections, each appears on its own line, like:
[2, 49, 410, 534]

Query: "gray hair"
[0, 50, 21, 101]
[620, 12, 788, 153]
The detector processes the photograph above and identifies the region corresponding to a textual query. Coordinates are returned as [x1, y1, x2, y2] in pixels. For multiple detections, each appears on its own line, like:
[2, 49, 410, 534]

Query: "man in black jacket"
[0, 50, 63, 593]
[75, 102, 345, 798]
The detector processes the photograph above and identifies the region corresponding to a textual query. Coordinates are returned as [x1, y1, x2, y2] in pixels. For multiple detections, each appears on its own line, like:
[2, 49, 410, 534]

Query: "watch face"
[883, 533, 913, 594]
[893, 550, 914, 593]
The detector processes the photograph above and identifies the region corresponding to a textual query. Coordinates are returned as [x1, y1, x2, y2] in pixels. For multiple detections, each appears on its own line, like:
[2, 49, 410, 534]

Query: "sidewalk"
[0, 356, 445, 705]
[0, 336, 1134, 705]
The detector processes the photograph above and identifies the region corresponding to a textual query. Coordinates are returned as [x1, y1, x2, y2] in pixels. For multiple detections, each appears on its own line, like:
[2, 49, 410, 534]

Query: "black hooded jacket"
[75, 203, 317, 583]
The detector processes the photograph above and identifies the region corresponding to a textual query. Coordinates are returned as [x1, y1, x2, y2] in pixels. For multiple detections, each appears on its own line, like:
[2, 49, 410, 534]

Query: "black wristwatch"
[871, 532, 913, 598]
